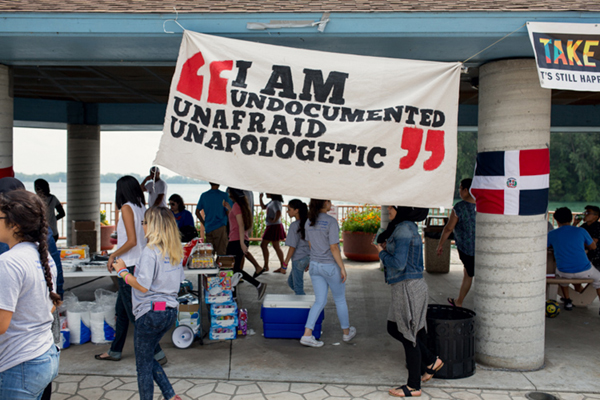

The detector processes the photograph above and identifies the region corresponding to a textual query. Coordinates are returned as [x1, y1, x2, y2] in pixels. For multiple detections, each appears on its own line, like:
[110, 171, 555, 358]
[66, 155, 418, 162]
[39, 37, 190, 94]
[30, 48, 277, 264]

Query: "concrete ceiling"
[2, 11, 600, 128]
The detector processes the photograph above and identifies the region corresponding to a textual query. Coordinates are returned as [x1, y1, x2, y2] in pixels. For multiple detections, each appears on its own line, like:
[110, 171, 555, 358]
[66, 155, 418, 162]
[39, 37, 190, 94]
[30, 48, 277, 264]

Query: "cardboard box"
[206, 275, 232, 293]
[177, 303, 200, 327]
[205, 290, 233, 304]
[210, 302, 237, 317]
[59, 245, 89, 260]
[217, 255, 235, 270]
[73, 231, 97, 253]
[211, 315, 238, 328]
[209, 326, 236, 340]
[72, 220, 97, 253]
[72, 220, 95, 231]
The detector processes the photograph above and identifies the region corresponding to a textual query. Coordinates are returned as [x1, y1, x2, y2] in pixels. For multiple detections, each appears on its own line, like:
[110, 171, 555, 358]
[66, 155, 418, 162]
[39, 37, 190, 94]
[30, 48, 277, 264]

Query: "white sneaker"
[300, 335, 324, 347]
[343, 326, 357, 342]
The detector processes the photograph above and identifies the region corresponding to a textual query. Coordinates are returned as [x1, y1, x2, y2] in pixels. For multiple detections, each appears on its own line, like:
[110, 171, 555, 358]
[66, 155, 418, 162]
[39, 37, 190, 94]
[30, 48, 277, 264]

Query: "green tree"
[454, 131, 478, 198]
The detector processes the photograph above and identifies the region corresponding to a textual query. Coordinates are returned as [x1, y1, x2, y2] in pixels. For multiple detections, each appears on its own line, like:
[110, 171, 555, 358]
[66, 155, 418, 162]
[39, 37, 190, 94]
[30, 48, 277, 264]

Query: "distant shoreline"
[16, 172, 207, 185]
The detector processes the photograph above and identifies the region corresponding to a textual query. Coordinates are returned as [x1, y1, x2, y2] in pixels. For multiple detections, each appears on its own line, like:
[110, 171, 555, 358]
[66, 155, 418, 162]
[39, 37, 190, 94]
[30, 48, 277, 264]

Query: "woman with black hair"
[168, 194, 197, 242]
[259, 193, 286, 273]
[95, 176, 166, 365]
[375, 206, 443, 397]
[34, 179, 65, 242]
[227, 188, 267, 300]
[283, 199, 310, 294]
[300, 199, 355, 348]
[0, 189, 60, 399]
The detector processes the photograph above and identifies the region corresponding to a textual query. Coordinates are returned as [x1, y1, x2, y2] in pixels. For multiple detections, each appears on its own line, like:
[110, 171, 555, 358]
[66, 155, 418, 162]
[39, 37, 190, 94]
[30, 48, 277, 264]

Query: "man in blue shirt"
[548, 207, 600, 312]
[196, 183, 232, 255]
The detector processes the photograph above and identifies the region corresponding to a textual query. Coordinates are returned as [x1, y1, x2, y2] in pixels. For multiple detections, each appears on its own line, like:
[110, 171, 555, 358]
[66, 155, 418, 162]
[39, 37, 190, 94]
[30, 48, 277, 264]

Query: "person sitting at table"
[168, 194, 197, 242]
[548, 207, 600, 313]
[573, 205, 600, 272]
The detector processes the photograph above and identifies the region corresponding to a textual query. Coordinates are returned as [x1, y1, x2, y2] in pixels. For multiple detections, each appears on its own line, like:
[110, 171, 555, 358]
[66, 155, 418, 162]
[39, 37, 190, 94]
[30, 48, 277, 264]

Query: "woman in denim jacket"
[375, 206, 443, 398]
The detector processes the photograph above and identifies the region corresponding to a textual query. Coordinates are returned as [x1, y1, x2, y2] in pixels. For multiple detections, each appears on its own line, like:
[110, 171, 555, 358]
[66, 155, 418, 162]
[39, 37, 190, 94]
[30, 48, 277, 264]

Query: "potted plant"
[100, 210, 116, 251]
[341, 206, 381, 262]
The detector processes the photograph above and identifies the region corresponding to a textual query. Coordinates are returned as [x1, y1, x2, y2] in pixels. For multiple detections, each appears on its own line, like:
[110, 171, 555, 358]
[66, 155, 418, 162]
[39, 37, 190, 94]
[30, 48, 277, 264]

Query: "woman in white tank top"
[95, 176, 166, 364]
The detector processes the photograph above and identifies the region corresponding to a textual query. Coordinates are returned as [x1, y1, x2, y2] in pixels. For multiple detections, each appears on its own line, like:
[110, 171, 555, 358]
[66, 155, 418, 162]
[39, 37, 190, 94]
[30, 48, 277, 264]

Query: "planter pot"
[101, 225, 116, 251]
[342, 231, 379, 262]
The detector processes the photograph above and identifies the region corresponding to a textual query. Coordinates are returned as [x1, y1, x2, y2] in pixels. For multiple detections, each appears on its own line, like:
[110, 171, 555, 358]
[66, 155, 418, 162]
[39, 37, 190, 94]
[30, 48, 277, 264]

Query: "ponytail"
[308, 199, 326, 227]
[37, 226, 61, 306]
[0, 190, 61, 306]
[289, 199, 308, 240]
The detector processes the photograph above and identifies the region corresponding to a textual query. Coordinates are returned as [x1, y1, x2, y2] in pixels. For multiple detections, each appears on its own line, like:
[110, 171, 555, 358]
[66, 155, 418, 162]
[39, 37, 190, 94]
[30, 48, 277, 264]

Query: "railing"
[57, 202, 116, 240]
[55, 201, 565, 240]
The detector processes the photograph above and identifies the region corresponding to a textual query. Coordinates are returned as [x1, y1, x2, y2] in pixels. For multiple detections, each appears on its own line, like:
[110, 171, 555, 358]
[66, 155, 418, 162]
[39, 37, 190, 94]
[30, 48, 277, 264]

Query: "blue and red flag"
[470, 148, 549, 216]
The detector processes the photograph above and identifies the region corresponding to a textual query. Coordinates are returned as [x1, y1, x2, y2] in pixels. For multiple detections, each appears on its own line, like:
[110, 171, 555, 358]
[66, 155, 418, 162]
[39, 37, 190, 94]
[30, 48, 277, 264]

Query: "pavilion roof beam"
[83, 66, 160, 104]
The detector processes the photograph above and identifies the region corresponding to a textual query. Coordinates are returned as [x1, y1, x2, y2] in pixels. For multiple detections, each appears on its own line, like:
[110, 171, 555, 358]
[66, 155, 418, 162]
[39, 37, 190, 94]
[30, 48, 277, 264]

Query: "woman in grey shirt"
[300, 199, 356, 348]
[113, 206, 184, 400]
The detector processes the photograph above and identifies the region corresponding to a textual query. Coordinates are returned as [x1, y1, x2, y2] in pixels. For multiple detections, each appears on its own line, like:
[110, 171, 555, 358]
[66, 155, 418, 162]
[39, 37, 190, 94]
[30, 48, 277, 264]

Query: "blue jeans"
[288, 256, 309, 295]
[134, 308, 177, 400]
[305, 261, 350, 331]
[109, 266, 165, 361]
[0, 345, 59, 400]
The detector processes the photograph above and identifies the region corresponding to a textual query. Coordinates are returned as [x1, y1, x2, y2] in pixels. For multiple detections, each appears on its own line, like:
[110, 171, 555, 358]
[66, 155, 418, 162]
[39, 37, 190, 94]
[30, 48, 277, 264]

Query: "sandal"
[422, 356, 444, 382]
[95, 353, 120, 362]
[252, 267, 265, 278]
[389, 385, 421, 397]
[447, 298, 457, 307]
[273, 267, 287, 274]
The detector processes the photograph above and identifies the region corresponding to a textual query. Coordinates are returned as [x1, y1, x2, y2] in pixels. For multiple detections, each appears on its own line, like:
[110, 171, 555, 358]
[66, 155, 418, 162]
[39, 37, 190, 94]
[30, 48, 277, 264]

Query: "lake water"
[21, 181, 593, 212]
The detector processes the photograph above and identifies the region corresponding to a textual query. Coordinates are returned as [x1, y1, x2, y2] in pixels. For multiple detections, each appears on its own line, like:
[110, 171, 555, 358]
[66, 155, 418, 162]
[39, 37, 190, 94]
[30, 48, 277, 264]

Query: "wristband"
[124, 274, 130, 285]
[119, 270, 128, 278]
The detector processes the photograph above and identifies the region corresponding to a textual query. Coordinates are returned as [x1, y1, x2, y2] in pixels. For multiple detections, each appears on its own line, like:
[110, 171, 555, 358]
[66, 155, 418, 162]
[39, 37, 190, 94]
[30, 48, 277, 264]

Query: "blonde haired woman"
[113, 207, 184, 400]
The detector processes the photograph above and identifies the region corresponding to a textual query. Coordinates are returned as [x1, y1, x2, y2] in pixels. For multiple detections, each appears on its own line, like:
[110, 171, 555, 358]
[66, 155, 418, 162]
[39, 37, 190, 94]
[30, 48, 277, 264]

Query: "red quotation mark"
[176, 52, 233, 105]
[399, 127, 445, 171]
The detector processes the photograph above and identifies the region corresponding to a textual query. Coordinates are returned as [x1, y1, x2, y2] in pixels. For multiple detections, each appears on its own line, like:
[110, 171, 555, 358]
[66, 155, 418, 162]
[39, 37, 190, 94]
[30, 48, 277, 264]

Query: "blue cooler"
[261, 294, 324, 339]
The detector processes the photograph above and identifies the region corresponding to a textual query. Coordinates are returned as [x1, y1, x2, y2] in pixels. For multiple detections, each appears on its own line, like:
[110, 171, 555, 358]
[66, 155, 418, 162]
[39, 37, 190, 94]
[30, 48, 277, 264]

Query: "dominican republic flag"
[470, 148, 549, 215]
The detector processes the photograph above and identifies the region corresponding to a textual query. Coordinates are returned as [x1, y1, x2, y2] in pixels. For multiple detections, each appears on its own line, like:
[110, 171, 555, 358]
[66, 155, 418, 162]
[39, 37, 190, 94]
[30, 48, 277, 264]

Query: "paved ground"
[50, 374, 600, 400]
[57, 245, 600, 399]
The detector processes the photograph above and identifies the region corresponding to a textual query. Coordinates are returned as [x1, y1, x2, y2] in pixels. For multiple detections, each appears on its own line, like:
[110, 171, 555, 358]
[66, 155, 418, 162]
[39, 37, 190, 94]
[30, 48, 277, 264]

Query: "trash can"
[423, 216, 450, 273]
[426, 304, 476, 379]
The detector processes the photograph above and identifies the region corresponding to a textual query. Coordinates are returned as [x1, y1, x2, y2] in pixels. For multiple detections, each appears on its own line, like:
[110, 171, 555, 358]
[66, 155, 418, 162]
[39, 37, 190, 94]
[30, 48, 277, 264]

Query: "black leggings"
[226, 240, 260, 288]
[387, 321, 436, 390]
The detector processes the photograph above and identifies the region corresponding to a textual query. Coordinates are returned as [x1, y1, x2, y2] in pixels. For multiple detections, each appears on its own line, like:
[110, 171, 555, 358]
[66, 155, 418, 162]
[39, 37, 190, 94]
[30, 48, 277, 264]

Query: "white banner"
[156, 31, 461, 207]
[527, 22, 600, 91]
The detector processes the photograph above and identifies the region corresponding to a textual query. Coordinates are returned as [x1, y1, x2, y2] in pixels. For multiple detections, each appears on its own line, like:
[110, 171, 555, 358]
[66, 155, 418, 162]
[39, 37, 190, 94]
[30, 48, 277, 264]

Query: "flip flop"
[273, 267, 287, 274]
[95, 353, 120, 361]
[253, 268, 265, 278]
[422, 356, 444, 382]
[389, 385, 421, 397]
[447, 298, 457, 307]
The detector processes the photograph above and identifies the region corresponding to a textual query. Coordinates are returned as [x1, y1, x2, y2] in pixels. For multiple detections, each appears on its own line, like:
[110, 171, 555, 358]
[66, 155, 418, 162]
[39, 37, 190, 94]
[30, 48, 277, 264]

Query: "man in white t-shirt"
[141, 167, 168, 208]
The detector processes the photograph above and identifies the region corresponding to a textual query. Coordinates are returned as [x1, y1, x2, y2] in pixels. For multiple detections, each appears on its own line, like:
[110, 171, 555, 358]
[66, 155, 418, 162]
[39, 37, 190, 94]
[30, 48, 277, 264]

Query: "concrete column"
[475, 59, 550, 370]
[67, 124, 101, 251]
[0, 65, 13, 178]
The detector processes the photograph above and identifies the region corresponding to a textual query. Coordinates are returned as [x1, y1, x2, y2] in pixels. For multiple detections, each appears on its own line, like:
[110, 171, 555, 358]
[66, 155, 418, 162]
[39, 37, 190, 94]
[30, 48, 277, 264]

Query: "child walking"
[283, 199, 310, 294]
[113, 207, 184, 400]
[259, 193, 286, 273]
